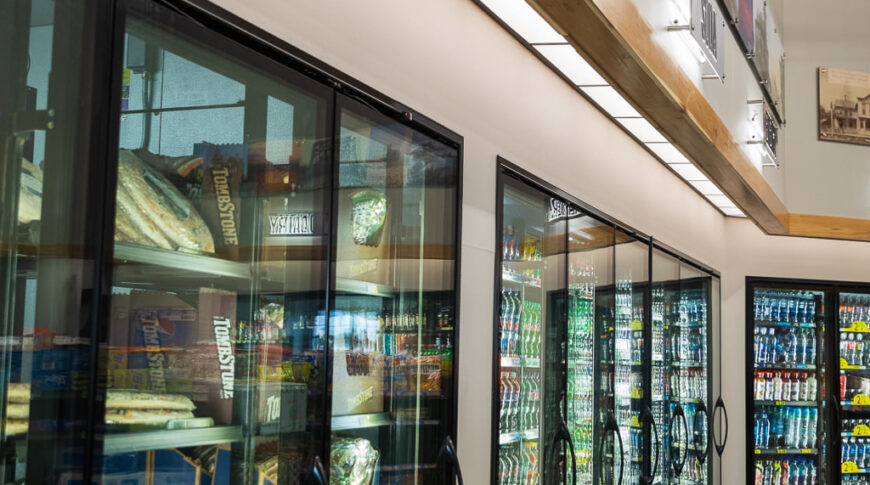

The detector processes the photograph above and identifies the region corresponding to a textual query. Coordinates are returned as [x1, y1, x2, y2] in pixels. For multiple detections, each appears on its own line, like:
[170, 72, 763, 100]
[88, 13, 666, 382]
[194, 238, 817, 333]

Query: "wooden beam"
[529, 0, 790, 235]
[785, 214, 870, 241]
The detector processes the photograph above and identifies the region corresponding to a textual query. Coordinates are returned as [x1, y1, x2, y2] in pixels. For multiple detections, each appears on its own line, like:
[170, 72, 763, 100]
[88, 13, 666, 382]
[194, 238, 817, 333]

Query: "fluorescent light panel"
[705, 194, 737, 208]
[690, 180, 724, 196]
[645, 142, 692, 164]
[617, 118, 668, 143]
[721, 207, 746, 217]
[669, 163, 708, 181]
[580, 86, 641, 118]
[481, 0, 564, 44]
[534, 44, 607, 86]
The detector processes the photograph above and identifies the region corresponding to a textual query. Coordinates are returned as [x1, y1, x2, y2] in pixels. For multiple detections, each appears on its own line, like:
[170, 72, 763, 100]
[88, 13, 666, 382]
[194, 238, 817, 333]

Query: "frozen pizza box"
[105, 289, 237, 425]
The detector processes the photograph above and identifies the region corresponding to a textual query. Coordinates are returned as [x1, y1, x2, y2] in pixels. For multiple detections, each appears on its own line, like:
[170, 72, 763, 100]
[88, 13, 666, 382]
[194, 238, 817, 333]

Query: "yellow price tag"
[855, 424, 870, 437]
[630, 388, 643, 399]
[849, 321, 870, 333]
[754, 449, 761, 455]
[801, 449, 811, 454]
[842, 358, 859, 370]
[631, 320, 643, 331]
[843, 462, 860, 474]
[776, 449, 787, 454]
[630, 416, 640, 428]
[775, 401, 786, 406]
[854, 394, 870, 406]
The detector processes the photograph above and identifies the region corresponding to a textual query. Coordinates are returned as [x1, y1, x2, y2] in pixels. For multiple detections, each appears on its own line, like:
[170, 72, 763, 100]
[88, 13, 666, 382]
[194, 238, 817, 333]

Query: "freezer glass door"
[676, 263, 711, 484]
[750, 285, 824, 485]
[838, 291, 870, 483]
[494, 175, 567, 485]
[612, 234, 648, 485]
[330, 94, 459, 484]
[102, 2, 333, 483]
[1, 0, 109, 482]
[567, 214, 613, 485]
[651, 249, 679, 485]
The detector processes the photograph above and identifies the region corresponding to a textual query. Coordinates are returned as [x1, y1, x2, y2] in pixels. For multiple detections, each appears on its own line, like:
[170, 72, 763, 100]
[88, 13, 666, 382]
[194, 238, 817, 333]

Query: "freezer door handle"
[696, 400, 709, 465]
[599, 414, 624, 485]
[671, 404, 688, 477]
[306, 456, 326, 485]
[712, 396, 728, 456]
[549, 420, 577, 485]
[640, 404, 659, 485]
[438, 435, 464, 485]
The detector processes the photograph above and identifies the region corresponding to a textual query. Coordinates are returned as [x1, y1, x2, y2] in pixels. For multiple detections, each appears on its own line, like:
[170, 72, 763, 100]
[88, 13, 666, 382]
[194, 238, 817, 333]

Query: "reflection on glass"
[103, 11, 330, 485]
[330, 98, 458, 484]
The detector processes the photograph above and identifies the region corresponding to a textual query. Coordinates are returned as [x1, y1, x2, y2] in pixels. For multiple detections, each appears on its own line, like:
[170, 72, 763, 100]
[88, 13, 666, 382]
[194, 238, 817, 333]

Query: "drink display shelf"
[502, 271, 542, 289]
[842, 462, 870, 474]
[380, 463, 438, 473]
[754, 448, 818, 456]
[498, 428, 539, 445]
[756, 400, 818, 407]
[842, 404, 870, 413]
[755, 363, 817, 371]
[659, 361, 707, 369]
[103, 425, 243, 455]
[841, 365, 870, 372]
[500, 356, 540, 368]
[755, 320, 818, 329]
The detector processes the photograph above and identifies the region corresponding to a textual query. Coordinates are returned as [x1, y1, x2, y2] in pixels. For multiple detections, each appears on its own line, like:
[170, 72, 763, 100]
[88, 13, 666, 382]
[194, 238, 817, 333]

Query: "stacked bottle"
[753, 371, 818, 401]
[841, 332, 870, 367]
[754, 290, 818, 324]
[842, 437, 870, 468]
[841, 294, 870, 328]
[499, 289, 542, 359]
[754, 406, 818, 450]
[754, 459, 817, 485]
[498, 372, 540, 435]
[497, 442, 538, 485]
[685, 455, 709, 483]
[668, 368, 708, 400]
[754, 326, 817, 367]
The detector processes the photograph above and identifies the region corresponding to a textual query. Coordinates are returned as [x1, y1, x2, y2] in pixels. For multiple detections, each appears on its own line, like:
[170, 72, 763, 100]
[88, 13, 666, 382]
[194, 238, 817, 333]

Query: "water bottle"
[788, 328, 799, 365]
[800, 330, 809, 365]
[756, 327, 766, 364]
[808, 408, 817, 448]
[799, 408, 809, 448]
[761, 413, 770, 449]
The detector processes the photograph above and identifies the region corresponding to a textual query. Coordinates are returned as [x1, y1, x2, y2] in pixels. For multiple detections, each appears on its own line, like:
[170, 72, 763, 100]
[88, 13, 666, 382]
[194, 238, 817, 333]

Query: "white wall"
[781, 0, 870, 218]
[207, 0, 870, 483]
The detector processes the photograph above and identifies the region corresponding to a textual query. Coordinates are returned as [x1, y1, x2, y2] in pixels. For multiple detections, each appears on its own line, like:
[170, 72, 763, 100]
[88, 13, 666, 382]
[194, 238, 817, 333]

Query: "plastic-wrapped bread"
[330, 437, 379, 485]
[115, 150, 214, 253]
[106, 390, 196, 410]
[104, 408, 195, 425]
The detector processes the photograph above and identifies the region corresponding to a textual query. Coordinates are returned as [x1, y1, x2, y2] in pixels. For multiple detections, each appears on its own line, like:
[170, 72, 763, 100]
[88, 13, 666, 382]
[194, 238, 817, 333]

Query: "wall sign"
[721, 0, 754, 53]
[763, 103, 778, 160]
[692, 0, 725, 79]
[819, 66, 870, 147]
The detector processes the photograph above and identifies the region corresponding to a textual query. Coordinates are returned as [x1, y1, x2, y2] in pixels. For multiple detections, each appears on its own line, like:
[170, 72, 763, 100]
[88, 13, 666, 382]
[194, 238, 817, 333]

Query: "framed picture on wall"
[722, 0, 753, 53]
[819, 66, 870, 146]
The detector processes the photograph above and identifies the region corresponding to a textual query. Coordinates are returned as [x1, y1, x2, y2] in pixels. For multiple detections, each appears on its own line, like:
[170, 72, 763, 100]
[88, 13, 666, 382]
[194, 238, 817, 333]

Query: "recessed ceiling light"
[690, 180, 724, 196]
[721, 207, 746, 217]
[645, 142, 692, 165]
[669, 163, 708, 181]
[580, 86, 641, 118]
[481, 0, 565, 44]
[705, 194, 738, 208]
[617, 118, 668, 143]
[534, 44, 607, 86]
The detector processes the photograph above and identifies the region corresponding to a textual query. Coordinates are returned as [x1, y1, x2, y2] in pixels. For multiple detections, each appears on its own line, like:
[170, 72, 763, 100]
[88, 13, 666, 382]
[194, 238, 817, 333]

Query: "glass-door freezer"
[747, 281, 826, 485]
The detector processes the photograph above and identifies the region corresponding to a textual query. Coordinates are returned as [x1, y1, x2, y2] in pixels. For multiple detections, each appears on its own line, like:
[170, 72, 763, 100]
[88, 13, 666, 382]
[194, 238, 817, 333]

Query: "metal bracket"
[9, 109, 54, 135]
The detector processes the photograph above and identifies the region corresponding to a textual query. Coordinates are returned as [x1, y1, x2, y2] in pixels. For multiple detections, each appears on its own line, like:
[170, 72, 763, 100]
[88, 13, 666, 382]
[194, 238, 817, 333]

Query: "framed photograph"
[818, 66, 870, 146]
[722, 0, 753, 53]
[750, 1, 785, 122]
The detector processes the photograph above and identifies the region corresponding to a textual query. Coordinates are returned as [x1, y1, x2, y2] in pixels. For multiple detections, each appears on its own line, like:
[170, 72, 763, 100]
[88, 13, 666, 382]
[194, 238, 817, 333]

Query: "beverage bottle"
[757, 327, 766, 364]
[798, 373, 808, 401]
[799, 408, 809, 448]
[807, 459, 816, 485]
[787, 295, 797, 324]
[797, 295, 807, 324]
[512, 374, 521, 432]
[765, 372, 775, 400]
[791, 373, 801, 401]
[788, 328, 798, 365]
[762, 291, 772, 321]
[756, 373, 765, 399]
[769, 328, 779, 364]
[800, 329, 809, 365]
[807, 330, 816, 366]
[773, 372, 783, 401]
[761, 412, 770, 449]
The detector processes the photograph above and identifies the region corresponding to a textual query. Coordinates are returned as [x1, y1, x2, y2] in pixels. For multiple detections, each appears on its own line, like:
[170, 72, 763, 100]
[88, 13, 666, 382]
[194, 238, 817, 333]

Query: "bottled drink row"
[841, 294, 870, 328]
[568, 280, 594, 361]
[753, 371, 818, 401]
[754, 459, 818, 485]
[498, 371, 540, 434]
[684, 455, 709, 483]
[502, 225, 542, 262]
[499, 289, 541, 358]
[497, 442, 538, 485]
[614, 368, 643, 399]
[840, 374, 870, 401]
[840, 332, 870, 366]
[753, 406, 818, 449]
[753, 290, 819, 324]
[843, 477, 870, 485]
[844, 419, 870, 432]
[842, 438, 870, 468]
[753, 327, 817, 366]
[668, 368, 708, 400]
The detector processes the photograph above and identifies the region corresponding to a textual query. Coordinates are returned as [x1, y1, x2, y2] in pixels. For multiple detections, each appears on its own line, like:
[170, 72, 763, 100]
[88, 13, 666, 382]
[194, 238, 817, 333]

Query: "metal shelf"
[103, 425, 243, 455]
[755, 400, 818, 407]
[753, 448, 818, 456]
[114, 242, 250, 279]
[331, 412, 391, 431]
[335, 278, 395, 297]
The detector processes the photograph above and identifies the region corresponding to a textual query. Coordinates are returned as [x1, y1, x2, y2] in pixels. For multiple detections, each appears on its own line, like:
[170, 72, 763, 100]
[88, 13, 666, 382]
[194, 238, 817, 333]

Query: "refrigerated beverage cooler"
[747, 278, 870, 484]
[493, 161, 726, 485]
[0, 1, 463, 483]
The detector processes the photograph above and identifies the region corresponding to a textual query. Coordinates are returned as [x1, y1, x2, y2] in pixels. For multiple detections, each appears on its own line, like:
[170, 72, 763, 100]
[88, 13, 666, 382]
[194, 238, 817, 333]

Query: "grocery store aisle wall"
[208, 0, 870, 483]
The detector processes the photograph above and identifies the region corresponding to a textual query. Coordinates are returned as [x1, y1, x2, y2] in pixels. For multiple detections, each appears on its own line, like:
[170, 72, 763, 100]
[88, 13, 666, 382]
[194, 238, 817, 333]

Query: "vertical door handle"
[438, 435, 464, 485]
[712, 396, 729, 456]
[671, 404, 688, 477]
[599, 414, 624, 485]
[640, 404, 659, 485]
[305, 456, 327, 485]
[696, 400, 709, 465]
[549, 420, 577, 485]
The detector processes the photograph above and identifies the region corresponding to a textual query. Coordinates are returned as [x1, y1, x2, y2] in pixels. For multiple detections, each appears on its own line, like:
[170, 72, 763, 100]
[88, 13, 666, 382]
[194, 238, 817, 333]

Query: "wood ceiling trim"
[529, 0, 791, 234]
